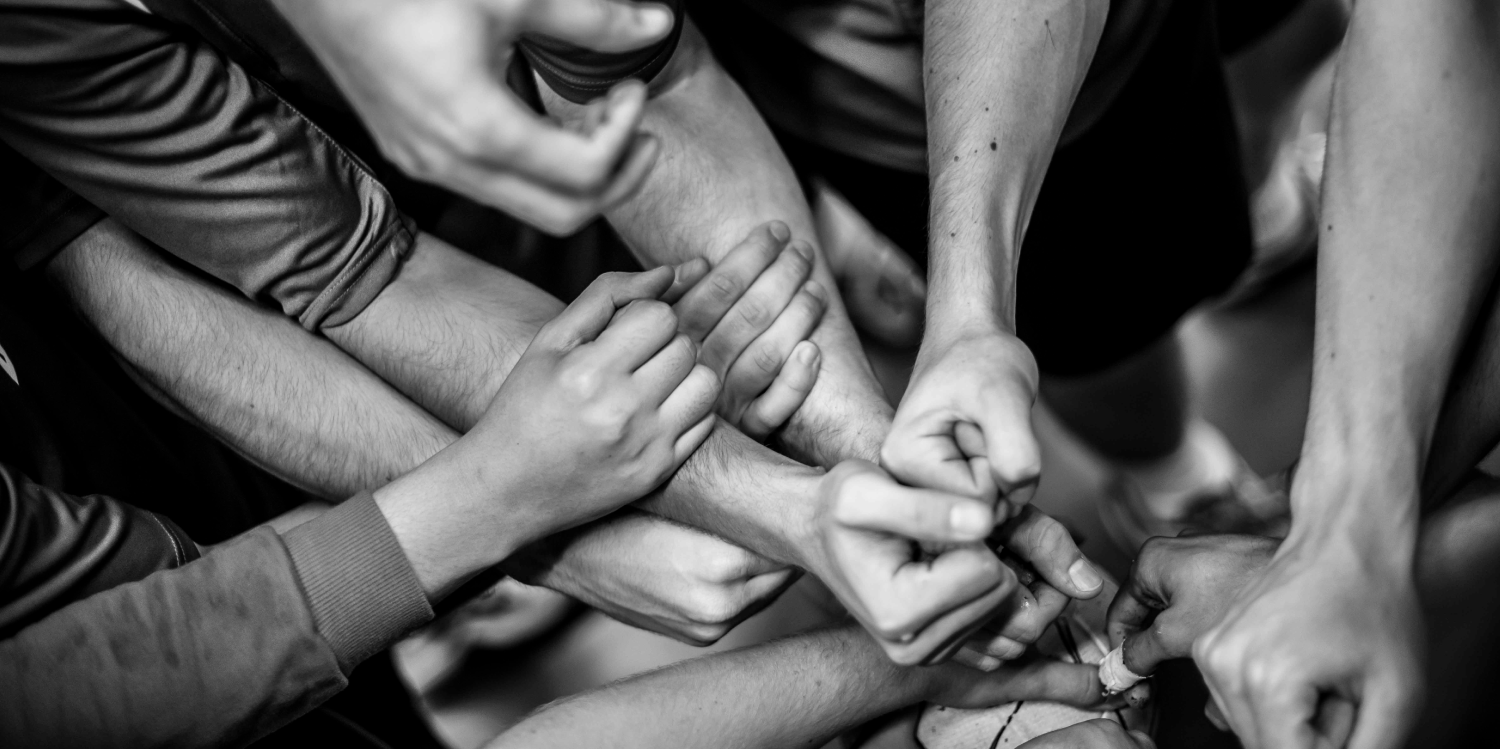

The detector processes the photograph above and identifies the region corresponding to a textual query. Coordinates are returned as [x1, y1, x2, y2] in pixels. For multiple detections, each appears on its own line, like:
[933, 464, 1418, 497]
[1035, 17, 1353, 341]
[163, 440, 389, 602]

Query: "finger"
[994, 506, 1103, 598]
[540, 267, 675, 347]
[946, 380, 1042, 502]
[881, 417, 999, 500]
[856, 543, 1010, 649]
[595, 130, 661, 210]
[699, 240, 817, 376]
[1120, 630, 1176, 679]
[661, 258, 710, 304]
[633, 333, 699, 403]
[511, 0, 675, 54]
[673, 222, 791, 342]
[833, 478, 999, 544]
[1346, 679, 1419, 749]
[952, 647, 1004, 672]
[991, 579, 1069, 650]
[1106, 546, 1165, 646]
[739, 340, 821, 439]
[991, 660, 1112, 709]
[661, 365, 720, 450]
[1255, 684, 1320, 749]
[1313, 695, 1356, 749]
[593, 298, 681, 369]
[1205, 700, 1231, 732]
[740, 566, 800, 604]
[673, 413, 715, 465]
[725, 281, 828, 407]
[900, 569, 1016, 665]
[477, 76, 650, 197]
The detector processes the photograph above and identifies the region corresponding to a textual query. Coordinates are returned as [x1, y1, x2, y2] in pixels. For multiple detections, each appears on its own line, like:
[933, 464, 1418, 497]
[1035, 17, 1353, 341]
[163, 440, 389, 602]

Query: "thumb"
[968, 389, 1041, 503]
[509, 0, 674, 52]
[1120, 627, 1176, 678]
[832, 478, 999, 544]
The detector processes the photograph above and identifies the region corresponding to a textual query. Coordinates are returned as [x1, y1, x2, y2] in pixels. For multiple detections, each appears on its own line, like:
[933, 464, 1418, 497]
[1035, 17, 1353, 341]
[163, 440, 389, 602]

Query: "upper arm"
[0, 0, 414, 331]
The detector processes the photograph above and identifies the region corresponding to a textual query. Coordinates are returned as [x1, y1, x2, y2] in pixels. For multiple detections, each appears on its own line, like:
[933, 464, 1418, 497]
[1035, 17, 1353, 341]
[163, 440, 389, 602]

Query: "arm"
[330, 232, 1021, 665]
[883, 0, 1109, 502]
[46, 220, 789, 645]
[487, 624, 1112, 749]
[44, 219, 452, 498]
[270, 0, 670, 234]
[1196, 3, 1500, 748]
[536, 20, 894, 468]
[0, 462, 199, 639]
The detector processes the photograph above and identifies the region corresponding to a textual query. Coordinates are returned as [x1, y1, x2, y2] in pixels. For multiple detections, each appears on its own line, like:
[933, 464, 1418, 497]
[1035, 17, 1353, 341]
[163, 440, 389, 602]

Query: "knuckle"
[749, 343, 785, 377]
[706, 273, 746, 304]
[733, 300, 774, 331]
[560, 363, 605, 399]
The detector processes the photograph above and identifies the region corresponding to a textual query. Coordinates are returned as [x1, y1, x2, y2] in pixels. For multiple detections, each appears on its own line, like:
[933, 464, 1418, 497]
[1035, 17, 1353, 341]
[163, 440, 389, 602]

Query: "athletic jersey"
[692, 0, 1170, 173]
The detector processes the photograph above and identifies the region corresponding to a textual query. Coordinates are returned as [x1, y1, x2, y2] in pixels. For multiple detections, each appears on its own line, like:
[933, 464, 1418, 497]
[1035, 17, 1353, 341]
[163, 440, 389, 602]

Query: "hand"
[883, 325, 1041, 508]
[506, 510, 798, 644]
[379, 266, 721, 597]
[673, 221, 828, 439]
[958, 507, 1107, 668]
[1106, 534, 1277, 677]
[272, 0, 674, 234]
[805, 460, 1015, 666]
[924, 650, 1123, 712]
[1017, 720, 1156, 749]
[1194, 531, 1421, 749]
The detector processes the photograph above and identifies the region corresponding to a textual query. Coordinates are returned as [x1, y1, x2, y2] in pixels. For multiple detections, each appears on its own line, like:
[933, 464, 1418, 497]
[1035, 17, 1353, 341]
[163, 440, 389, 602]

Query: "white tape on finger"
[1098, 645, 1147, 695]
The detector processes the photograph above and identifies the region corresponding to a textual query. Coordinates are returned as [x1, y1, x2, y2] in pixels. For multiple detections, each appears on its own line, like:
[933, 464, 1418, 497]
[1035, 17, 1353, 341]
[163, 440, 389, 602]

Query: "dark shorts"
[776, 0, 1254, 377]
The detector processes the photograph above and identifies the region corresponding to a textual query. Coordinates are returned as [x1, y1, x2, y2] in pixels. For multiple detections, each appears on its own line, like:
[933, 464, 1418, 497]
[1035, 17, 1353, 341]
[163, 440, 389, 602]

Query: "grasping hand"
[1106, 534, 1277, 677]
[672, 221, 827, 439]
[958, 507, 1106, 669]
[272, 0, 675, 234]
[883, 325, 1041, 509]
[806, 460, 1013, 666]
[1194, 529, 1418, 749]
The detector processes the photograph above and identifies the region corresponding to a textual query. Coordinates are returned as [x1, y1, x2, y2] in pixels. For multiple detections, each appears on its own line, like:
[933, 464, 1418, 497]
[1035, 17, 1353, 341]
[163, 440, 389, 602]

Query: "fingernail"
[949, 503, 993, 539]
[639, 6, 674, 34]
[768, 221, 791, 242]
[803, 280, 826, 301]
[1069, 558, 1103, 592]
[795, 342, 819, 364]
[791, 240, 814, 261]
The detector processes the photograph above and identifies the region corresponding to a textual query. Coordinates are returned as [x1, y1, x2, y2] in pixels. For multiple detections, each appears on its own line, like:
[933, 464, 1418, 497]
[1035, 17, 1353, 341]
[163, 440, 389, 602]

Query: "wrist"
[374, 445, 537, 599]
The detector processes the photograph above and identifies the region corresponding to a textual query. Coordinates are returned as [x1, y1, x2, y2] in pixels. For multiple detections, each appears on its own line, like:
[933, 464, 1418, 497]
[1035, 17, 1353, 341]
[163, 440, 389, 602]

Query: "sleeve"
[0, 462, 200, 639]
[0, 0, 417, 330]
[0, 143, 106, 272]
[517, 0, 685, 104]
[0, 529, 346, 748]
[0, 494, 435, 748]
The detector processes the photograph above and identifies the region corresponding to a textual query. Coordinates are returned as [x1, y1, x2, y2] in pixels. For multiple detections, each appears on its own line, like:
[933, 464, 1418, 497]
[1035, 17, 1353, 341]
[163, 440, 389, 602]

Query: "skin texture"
[485, 624, 1130, 749]
[1106, 480, 1500, 747]
[1195, 3, 1500, 748]
[43, 221, 799, 645]
[883, 0, 1108, 507]
[270, 0, 675, 234]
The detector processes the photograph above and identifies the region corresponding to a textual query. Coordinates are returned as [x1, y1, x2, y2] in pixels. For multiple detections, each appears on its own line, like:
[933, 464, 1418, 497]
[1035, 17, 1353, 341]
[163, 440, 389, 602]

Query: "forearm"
[46, 221, 454, 499]
[924, 0, 1107, 334]
[333, 233, 826, 569]
[489, 625, 927, 749]
[542, 23, 891, 466]
[1292, 0, 1500, 549]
